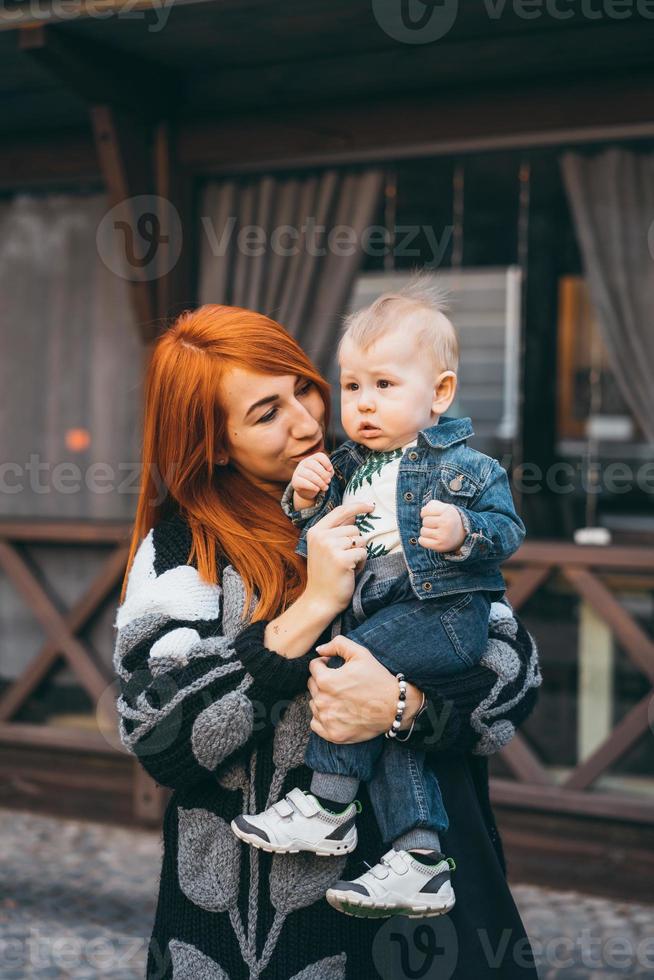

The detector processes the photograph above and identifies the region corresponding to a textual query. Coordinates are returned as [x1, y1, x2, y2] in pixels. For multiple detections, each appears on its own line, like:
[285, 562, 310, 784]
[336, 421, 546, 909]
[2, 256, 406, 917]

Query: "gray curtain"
[198, 168, 385, 374]
[560, 148, 654, 443]
[0, 192, 142, 683]
[0, 192, 143, 520]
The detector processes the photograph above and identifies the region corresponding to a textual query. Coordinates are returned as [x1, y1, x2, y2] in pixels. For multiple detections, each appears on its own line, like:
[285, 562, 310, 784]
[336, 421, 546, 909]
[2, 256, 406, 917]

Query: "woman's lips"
[291, 438, 324, 460]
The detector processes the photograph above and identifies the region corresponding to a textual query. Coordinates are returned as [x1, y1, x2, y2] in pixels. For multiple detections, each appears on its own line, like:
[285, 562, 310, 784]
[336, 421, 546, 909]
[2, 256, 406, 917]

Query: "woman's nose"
[290, 402, 322, 438]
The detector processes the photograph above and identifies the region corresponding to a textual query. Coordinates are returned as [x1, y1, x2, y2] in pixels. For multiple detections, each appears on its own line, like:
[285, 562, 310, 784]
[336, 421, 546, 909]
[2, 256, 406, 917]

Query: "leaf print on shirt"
[366, 541, 389, 559]
[354, 511, 381, 535]
[345, 447, 403, 495]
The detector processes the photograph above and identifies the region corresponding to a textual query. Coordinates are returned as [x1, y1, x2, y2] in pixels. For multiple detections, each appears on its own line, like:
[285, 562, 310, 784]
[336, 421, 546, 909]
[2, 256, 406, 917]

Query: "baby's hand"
[419, 500, 467, 553]
[292, 452, 334, 509]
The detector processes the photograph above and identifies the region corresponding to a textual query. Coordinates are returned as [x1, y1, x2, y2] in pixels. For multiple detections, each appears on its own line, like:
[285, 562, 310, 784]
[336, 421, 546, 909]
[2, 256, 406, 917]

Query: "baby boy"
[232, 279, 525, 919]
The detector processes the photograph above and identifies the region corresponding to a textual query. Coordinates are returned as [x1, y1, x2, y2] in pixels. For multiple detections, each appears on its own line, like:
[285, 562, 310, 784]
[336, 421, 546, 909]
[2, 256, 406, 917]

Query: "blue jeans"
[304, 551, 493, 846]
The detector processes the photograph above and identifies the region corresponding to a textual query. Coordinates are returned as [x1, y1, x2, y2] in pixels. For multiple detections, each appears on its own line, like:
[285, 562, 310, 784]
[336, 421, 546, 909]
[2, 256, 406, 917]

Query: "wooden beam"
[506, 564, 552, 612]
[90, 105, 159, 341]
[0, 130, 99, 190]
[1, 0, 264, 32]
[0, 545, 129, 722]
[18, 24, 175, 118]
[153, 120, 195, 321]
[562, 566, 654, 684]
[0, 721, 124, 755]
[491, 778, 654, 824]
[0, 541, 116, 725]
[507, 541, 654, 571]
[4, 69, 654, 190]
[563, 693, 652, 792]
[189, 21, 654, 114]
[500, 733, 553, 787]
[178, 70, 654, 173]
[0, 521, 131, 543]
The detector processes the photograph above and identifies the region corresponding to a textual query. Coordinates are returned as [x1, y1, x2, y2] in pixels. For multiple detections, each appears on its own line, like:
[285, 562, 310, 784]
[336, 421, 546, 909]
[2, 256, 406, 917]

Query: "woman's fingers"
[314, 634, 367, 661]
[316, 500, 374, 528]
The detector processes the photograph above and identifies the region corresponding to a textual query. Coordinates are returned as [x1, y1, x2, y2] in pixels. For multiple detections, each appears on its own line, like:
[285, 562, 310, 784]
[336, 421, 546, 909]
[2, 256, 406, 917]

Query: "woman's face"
[220, 368, 327, 496]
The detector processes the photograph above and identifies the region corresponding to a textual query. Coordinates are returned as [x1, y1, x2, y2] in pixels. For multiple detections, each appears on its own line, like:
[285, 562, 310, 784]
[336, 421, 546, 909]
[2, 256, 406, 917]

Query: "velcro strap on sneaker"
[386, 851, 410, 875]
[285, 787, 321, 817]
[271, 797, 295, 818]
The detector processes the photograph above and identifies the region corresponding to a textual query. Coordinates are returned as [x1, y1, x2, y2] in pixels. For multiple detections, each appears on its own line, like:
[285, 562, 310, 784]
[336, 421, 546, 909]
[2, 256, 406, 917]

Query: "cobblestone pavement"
[1, 810, 653, 979]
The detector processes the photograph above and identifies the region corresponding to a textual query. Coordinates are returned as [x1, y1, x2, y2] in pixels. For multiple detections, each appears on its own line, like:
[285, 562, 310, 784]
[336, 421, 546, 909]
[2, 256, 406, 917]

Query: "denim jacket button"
[449, 474, 464, 491]
[409, 536, 418, 545]
[408, 451, 418, 461]
[422, 582, 432, 591]
[403, 491, 414, 502]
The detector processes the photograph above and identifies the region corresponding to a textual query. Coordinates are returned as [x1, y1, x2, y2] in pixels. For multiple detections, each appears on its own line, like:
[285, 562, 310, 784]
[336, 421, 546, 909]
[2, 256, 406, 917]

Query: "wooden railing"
[1, 525, 653, 824]
[498, 541, 654, 823]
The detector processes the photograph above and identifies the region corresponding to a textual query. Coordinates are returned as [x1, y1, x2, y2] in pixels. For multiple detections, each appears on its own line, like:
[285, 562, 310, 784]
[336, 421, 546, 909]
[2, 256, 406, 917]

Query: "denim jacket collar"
[416, 415, 474, 450]
[331, 415, 474, 467]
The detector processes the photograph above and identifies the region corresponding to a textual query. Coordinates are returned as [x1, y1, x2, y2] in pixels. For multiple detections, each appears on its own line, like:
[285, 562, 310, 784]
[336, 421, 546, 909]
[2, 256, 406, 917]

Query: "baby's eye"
[377, 379, 392, 389]
[343, 382, 359, 391]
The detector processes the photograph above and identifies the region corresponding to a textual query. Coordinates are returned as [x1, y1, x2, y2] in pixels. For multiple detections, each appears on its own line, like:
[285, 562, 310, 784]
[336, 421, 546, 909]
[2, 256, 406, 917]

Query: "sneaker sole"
[230, 819, 358, 857]
[325, 889, 456, 919]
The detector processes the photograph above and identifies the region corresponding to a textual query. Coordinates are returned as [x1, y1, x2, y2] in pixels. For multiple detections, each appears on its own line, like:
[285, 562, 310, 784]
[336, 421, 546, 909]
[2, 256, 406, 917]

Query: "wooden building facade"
[1, 0, 654, 898]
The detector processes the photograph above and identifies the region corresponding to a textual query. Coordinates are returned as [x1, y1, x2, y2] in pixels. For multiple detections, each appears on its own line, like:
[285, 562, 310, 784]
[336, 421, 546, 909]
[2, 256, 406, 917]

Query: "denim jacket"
[281, 415, 525, 601]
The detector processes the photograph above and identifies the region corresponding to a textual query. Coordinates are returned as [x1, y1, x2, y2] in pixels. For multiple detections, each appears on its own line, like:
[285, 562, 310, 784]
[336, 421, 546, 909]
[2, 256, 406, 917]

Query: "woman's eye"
[258, 382, 312, 423]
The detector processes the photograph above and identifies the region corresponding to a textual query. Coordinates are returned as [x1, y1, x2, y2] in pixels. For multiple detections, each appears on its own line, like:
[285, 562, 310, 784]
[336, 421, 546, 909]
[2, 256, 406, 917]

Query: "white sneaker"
[230, 787, 360, 856]
[326, 848, 456, 918]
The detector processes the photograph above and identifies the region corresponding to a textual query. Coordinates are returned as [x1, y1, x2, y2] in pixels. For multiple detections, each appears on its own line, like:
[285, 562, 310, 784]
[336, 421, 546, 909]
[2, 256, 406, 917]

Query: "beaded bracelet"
[394, 691, 427, 743]
[384, 672, 408, 738]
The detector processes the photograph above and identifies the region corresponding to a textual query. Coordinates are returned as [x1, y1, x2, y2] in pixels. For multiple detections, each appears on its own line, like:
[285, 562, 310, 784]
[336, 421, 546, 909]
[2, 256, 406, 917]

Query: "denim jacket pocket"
[438, 465, 479, 501]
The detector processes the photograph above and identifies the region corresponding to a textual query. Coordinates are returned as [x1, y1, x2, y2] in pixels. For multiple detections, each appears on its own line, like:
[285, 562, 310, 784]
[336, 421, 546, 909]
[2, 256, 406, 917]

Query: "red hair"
[120, 305, 332, 620]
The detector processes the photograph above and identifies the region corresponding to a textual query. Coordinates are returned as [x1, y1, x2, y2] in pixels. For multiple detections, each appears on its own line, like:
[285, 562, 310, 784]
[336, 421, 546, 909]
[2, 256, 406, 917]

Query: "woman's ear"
[432, 371, 457, 415]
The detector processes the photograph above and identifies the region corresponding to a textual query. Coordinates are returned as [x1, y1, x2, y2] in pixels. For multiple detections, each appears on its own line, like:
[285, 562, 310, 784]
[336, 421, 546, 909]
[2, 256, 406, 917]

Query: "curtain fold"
[560, 148, 654, 443]
[198, 168, 384, 374]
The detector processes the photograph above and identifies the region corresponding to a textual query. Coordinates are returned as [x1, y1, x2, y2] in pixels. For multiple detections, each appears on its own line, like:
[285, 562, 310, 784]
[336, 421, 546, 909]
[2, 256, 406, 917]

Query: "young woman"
[113, 304, 540, 980]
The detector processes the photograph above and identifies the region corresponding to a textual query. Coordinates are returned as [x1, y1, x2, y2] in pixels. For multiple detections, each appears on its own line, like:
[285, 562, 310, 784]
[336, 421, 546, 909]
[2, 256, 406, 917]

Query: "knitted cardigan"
[113, 511, 541, 980]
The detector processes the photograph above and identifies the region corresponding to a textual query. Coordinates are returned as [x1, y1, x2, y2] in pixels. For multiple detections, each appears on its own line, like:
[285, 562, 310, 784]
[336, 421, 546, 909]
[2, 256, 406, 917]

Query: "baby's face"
[339, 331, 441, 451]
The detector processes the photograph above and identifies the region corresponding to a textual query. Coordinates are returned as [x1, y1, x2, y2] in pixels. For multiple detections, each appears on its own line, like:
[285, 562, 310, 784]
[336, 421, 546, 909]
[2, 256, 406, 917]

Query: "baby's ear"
[433, 371, 457, 414]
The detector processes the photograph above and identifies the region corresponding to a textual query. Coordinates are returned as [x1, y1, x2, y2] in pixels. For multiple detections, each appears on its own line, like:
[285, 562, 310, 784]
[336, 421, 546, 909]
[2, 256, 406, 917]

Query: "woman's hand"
[304, 501, 374, 615]
[307, 635, 424, 742]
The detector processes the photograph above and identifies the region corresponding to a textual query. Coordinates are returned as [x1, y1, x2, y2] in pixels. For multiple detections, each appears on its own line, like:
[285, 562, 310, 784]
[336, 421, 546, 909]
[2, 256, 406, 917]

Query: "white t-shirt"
[342, 440, 416, 558]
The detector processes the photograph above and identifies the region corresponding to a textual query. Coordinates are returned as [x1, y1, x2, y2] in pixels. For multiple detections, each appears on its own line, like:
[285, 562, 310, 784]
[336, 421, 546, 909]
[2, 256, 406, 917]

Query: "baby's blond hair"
[338, 273, 459, 374]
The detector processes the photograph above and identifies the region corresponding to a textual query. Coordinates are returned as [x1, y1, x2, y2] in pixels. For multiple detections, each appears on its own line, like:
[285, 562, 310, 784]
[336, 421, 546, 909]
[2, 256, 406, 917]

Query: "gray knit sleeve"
[112, 524, 305, 791]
